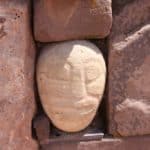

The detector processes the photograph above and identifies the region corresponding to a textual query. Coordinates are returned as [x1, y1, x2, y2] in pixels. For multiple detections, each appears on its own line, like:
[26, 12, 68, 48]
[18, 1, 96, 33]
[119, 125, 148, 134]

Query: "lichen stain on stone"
[90, 0, 97, 8]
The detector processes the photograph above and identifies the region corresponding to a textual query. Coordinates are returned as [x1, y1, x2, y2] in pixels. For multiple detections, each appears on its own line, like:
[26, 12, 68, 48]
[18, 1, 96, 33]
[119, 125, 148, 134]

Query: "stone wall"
[0, 0, 150, 150]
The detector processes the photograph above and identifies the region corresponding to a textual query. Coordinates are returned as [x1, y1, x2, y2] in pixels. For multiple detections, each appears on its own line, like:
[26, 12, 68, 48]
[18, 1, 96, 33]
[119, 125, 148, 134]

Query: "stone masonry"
[0, 0, 150, 149]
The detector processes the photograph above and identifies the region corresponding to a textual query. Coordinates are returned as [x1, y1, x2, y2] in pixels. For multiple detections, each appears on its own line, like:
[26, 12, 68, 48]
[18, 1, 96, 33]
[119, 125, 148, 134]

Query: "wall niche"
[33, 39, 109, 149]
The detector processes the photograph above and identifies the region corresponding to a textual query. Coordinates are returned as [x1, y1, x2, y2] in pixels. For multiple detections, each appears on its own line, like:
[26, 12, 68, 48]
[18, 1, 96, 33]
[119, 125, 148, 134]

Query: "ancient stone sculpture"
[37, 40, 106, 132]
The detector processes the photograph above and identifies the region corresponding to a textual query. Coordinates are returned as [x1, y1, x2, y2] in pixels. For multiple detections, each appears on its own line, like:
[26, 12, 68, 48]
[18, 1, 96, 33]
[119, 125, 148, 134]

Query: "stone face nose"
[69, 65, 87, 99]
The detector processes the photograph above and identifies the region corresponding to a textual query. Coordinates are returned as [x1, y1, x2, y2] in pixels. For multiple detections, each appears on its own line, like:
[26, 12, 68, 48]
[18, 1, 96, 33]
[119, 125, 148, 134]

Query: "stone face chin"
[37, 40, 106, 132]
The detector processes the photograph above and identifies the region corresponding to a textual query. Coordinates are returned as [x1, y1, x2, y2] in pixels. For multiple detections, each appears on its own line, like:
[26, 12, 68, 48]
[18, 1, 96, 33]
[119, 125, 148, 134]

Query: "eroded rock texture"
[108, 0, 150, 136]
[37, 40, 106, 132]
[0, 1, 37, 149]
[34, 0, 112, 42]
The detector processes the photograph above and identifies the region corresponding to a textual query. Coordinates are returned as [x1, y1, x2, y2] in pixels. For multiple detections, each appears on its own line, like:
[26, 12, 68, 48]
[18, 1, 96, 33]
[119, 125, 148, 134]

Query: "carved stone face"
[37, 41, 106, 132]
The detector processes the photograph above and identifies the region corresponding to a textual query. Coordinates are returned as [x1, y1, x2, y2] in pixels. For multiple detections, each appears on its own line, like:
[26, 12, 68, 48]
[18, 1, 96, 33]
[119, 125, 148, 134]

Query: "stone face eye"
[38, 61, 71, 81]
[85, 61, 101, 82]
[37, 40, 106, 132]
[51, 62, 71, 81]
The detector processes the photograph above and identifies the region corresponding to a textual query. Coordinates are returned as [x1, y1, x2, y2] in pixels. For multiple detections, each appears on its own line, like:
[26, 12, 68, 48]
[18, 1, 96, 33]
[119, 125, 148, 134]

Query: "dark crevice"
[112, 0, 136, 15]
[31, 1, 40, 149]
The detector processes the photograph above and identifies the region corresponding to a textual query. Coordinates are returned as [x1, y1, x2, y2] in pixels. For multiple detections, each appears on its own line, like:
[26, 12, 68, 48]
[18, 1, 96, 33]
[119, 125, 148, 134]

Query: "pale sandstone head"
[37, 40, 106, 132]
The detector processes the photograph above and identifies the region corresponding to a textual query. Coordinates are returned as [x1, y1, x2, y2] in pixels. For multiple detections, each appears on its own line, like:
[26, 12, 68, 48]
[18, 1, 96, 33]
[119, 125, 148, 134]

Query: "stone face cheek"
[0, 1, 37, 150]
[37, 41, 106, 132]
[34, 0, 112, 42]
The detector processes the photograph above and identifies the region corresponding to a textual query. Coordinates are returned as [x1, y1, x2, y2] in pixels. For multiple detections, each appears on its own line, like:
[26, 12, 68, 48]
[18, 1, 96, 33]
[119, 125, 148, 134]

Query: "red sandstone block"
[34, 0, 112, 42]
[0, 1, 37, 149]
[108, 0, 150, 137]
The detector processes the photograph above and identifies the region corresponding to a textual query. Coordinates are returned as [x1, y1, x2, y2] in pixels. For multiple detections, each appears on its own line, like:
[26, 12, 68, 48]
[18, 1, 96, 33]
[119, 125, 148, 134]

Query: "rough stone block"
[34, 0, 112, 42]
[108, 0, 150, 136]
[0, 1, 37, 149]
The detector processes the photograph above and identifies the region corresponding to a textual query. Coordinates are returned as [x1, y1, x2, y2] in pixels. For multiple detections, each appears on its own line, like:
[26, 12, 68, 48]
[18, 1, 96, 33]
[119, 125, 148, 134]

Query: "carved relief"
[36, 40, 106, 132]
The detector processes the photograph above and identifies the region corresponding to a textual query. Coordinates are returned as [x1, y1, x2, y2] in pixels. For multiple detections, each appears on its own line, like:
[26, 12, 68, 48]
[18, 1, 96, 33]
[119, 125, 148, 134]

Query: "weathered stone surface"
[41, 136, 150, 150]
[37, 40, 106, 132]
[108, 0, 150, 136]
[111, 0, 150, 35]
[112, 0, 136, 14]
[0, 1, 37, 149]
[34, 0, 112, 42]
